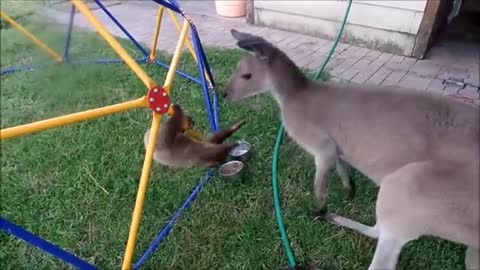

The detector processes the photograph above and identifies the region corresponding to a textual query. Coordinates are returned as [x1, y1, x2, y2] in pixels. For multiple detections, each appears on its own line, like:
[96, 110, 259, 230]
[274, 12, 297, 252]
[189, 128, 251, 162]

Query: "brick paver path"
[45, 0, 479, 104]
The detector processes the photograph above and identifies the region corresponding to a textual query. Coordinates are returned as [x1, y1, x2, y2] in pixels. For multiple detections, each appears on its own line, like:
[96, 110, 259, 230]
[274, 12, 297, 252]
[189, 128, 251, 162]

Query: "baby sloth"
[144, 104, 245, 168]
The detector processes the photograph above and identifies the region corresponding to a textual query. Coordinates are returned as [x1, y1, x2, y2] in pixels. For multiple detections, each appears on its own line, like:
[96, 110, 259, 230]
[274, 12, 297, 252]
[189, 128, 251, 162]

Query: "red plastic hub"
[147, 86, 171, 114]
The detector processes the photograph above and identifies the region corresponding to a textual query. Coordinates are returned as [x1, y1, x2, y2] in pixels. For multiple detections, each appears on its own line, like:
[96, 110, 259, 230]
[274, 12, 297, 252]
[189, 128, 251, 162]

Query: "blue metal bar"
[0, 217, 98, 270]
[198, 66, 216, 131]
[94, 0, 149, 57]
[1, 64, 43, 75]
[212, 88, 220, 128]
[63, 4, 76, 61]
[63, 57, 203, 86]
[190, 24, 216, 88]
[151, 0, 181, 14]
[70, 57, 147, 64]
[191, 28, 217, 131]
[132, 169, 216, 270]
[152, 59, 202, 85]
[167, 0, 180, 9]
[191, 34, 215, 130]
[190, 24, 219, 128]
[0, 57, 199, 84]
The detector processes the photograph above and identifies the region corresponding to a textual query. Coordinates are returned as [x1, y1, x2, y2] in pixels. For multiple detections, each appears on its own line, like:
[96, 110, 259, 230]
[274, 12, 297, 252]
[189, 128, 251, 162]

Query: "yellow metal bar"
[122, 113, 162, 270]
[0, 97, 146, 140]
[0, 10, 63, 63]
[70, 0, 156, 89]
[149, 6, 164, 61]
[163, 20, 189, 93]
[167, 10, 197, 62]
[166, 10, 211, 85]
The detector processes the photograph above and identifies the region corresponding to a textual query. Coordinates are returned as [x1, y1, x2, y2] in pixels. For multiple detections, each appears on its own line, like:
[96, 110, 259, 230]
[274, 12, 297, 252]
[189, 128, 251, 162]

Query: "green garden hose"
[271, 0, 353, 268]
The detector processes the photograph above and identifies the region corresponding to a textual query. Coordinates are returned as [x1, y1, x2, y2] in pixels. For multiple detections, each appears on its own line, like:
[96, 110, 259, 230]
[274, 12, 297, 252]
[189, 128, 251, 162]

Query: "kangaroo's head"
[224, 29, 277, 102]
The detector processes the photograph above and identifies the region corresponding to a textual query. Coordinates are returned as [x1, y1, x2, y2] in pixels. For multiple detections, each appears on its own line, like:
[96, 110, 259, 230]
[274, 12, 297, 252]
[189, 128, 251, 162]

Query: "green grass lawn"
[0, 3, 465, 270]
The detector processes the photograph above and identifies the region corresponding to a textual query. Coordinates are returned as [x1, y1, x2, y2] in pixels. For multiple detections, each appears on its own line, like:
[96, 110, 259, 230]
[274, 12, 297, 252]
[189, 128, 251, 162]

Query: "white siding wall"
[253, 0, 428, 56]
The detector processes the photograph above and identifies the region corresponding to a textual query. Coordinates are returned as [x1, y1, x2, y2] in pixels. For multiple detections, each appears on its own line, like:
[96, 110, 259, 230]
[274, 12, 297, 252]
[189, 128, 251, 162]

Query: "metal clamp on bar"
[147, 86, 171, 114]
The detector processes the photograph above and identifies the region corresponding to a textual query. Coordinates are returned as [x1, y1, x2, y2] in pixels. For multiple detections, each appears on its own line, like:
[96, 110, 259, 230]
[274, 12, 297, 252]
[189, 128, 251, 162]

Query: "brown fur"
[144, 104, 244, 168]
[225, 29, 479, 269]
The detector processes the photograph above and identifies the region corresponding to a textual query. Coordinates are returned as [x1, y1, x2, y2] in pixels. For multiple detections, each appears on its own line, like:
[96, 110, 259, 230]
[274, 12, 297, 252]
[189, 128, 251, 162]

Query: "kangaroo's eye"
[241, 73, 252, 80]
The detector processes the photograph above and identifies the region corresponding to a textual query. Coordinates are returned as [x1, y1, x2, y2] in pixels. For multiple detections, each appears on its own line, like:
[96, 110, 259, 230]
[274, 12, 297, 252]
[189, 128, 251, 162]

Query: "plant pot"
[215, 0, 247, 18]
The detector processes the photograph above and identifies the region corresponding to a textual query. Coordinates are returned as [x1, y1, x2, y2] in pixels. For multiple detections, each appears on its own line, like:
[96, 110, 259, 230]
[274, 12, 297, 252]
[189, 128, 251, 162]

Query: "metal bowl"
[229, 140, 251, 162]
[219, 160, 244, 180]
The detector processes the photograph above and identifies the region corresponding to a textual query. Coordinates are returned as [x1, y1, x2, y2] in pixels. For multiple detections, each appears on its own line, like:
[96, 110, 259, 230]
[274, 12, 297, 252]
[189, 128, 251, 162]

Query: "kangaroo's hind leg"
[369, 161, 473, 270]
[207, 119, 245, 144]
[368, 230, 410, 270]
[323, 162, 426, 269]
[322, 210, 410, 270]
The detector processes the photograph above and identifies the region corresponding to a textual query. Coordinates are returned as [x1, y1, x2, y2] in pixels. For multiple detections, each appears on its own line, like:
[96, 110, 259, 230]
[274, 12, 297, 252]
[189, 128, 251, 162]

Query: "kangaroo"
[224, 29, 479, 270]
[144, 104, 244, 168]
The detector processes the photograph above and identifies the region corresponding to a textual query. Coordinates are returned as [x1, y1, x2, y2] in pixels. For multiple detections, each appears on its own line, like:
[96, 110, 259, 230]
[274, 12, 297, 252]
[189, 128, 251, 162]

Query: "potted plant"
[215, 0, 247, 18]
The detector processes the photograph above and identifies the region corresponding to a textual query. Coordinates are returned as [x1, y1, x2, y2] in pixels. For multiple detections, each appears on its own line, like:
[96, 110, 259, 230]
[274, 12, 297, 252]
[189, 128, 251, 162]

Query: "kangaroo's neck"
[267, 50, 310, 102]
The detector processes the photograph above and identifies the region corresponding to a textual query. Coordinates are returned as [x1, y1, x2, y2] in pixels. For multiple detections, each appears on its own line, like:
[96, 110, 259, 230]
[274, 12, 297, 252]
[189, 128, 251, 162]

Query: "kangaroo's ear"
[230, 29, 275, 62]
